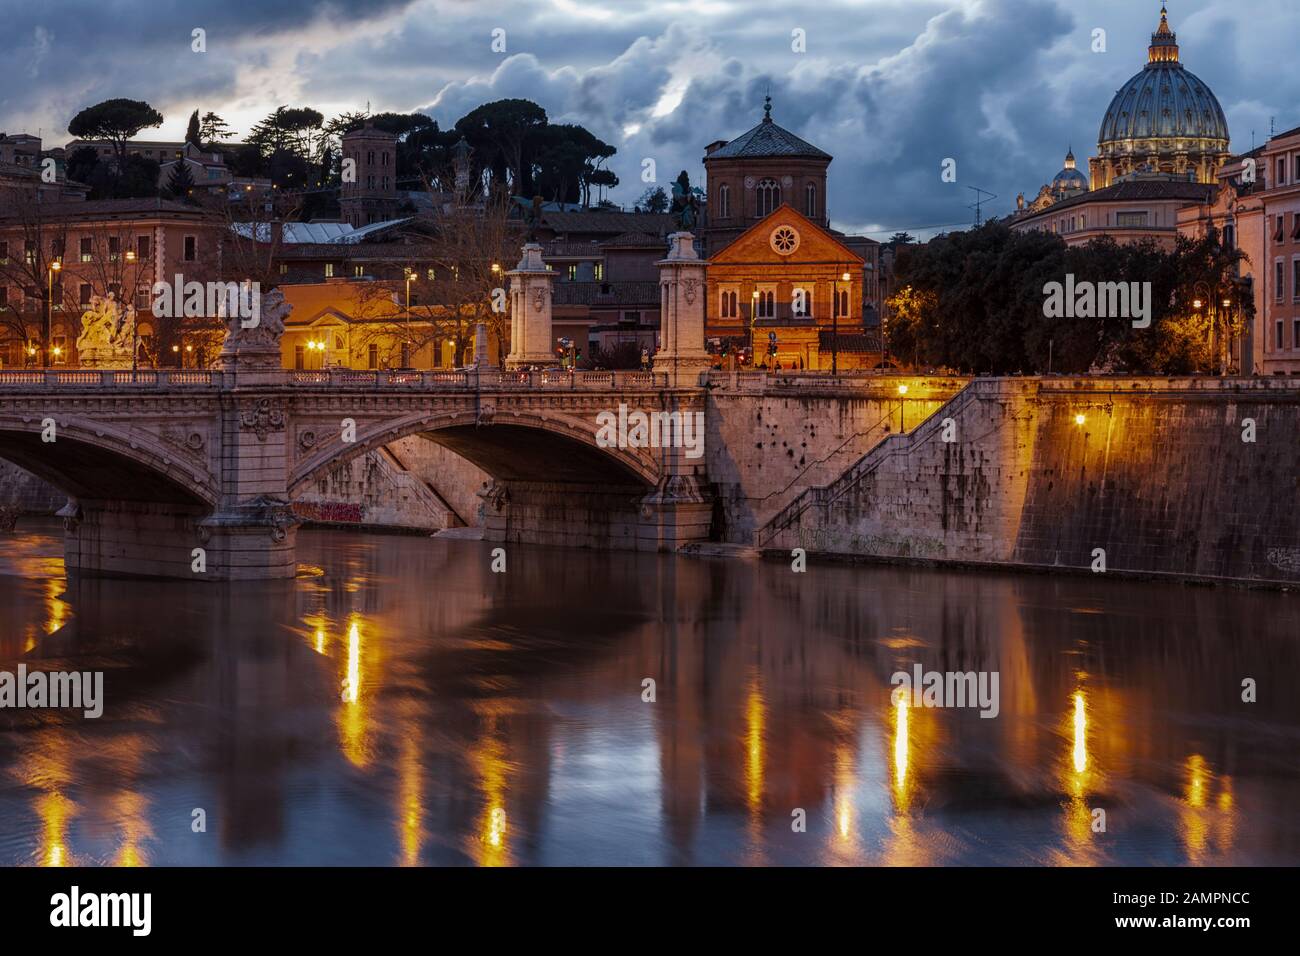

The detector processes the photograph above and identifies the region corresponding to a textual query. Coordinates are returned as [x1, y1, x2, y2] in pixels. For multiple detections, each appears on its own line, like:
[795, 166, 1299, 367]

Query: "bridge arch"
[0, 416, 217, 507]
[288, 408, 661, 497]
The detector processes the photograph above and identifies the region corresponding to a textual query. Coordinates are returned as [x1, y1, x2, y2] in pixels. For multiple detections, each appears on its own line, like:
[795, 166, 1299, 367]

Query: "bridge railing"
[0, 369, 217, 388]
[0, 367, 669, 391]
[285, 368, 667, 390]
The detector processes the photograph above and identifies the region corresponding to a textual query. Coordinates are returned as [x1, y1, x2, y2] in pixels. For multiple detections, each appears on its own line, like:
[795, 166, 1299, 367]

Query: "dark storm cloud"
[4, 1, 1298, 236]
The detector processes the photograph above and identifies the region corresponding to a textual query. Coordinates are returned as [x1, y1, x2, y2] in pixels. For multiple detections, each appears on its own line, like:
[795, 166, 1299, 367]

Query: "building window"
[756, 179, 780, 218]
[0, 286, 7, 307]
[1116, 211, 1147, 227]
[325, 262, 335, 278]
[108, 236, 120, 261]
[279, 263, 288, 275]
[137, 235, 151, 260]
[718, 184, 731, 219]
[0, 241, 7, 265]
[755, 289, 775, 319]
[833, 287, 850, 318]
[294, 345, 305, 370]
[24, 240, 35, 266]
[720, 289, 738, 318]
[368, 344, 379, 369]
[593, 262, 604, 281]
[566, 264, 577, 281]
[367, 151, 375, 165]
[1276, 260, 1285, 301]
[184, 236, 197, 261]
[805, 183, 817, 218]
[354, 265, 365, 277]
[792, 285, 812, 317]
[1277, 320, 1285, 350]
[1294, 318, 1300, 350]
[79, 283, 92, 306]
[79, 237, 93, 262]
[1278, 158, 1287, 186]
[1293, 259, 1300, 301]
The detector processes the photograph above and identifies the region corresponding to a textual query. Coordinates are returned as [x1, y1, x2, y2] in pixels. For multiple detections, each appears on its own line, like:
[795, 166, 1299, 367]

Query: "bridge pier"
[61, 497, 298, 581]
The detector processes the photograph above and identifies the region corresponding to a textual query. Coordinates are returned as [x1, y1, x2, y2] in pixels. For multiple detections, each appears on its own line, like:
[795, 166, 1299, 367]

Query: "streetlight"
[404, 269, 417, 367]
[46, 260, 61, 367]
[123, 249, 140, 373]
[831, 270, 851, 376]
[750, 289, 760, 367]
[897, 383, 909, 430]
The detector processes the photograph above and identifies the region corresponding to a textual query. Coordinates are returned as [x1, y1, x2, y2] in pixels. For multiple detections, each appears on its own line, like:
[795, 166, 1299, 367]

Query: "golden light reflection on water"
[1072, 692, 1088, 775]
[823, 733, 861, 864]
[1057, 687, 1104, 863]
[37, 792, 76, 867]
[337, 617, 370, 767]
[744, 675, 766, 817]
[397, 731, 422, 866]
[1178, 753, 1241, 862]
[470, 717, 511, 867]
[892, 696, 910, 804]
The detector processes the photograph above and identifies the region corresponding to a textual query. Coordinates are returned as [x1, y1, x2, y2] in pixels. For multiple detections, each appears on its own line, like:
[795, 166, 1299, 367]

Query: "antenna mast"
[967, 185, 997, 226]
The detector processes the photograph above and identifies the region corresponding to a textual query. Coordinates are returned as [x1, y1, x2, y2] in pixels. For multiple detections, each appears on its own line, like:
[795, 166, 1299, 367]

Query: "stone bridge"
[0, 366, 712, 579]
[0, 231, 718, 580]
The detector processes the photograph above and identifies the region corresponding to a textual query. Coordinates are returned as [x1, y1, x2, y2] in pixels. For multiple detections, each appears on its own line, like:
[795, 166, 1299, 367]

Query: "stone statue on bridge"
[217, 286, 291, 373]
[75, 293, 136, 367]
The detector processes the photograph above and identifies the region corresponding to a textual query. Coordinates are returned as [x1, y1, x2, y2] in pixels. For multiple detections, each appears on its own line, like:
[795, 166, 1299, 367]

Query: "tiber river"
[0, 520, 1296, 866]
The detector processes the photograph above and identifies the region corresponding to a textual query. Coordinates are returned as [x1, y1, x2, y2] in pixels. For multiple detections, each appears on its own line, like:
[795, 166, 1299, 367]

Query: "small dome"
[1053, 167, 1089, 191]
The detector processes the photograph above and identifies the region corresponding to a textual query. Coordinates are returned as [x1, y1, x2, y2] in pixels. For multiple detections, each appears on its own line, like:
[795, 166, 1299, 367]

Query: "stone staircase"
[754, 380, 988, 548]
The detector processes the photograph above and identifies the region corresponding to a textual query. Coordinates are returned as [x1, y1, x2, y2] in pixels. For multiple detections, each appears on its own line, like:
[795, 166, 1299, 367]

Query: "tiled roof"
[544, 240, 606, 258]
[1038, 179, 1213, 215]
[0, 196, 204, 222]
[553, 280, 660, 306]
[600, 231, 666, 249]
[818, 331, 884, 352]
[539, 210, 676, 236]
[706, 118, 831, 161]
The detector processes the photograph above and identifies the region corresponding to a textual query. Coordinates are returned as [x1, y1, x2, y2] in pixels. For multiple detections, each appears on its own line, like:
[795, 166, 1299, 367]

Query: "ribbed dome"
[1098, 66, 1228, 146]
[1053, 167, 1089, 190]
[1097, 7, 1229, 148]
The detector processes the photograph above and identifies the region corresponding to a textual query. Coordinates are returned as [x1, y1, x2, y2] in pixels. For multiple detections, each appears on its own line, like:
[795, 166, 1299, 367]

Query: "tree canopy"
[886, 220, 1252, 375]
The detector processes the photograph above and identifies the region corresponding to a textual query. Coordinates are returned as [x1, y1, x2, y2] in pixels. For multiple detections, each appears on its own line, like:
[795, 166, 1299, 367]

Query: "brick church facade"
[703, 98, 885, 370]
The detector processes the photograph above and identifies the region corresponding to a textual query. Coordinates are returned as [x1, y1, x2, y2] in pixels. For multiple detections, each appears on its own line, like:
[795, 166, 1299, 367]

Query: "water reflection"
[0, 521, 1296, 866]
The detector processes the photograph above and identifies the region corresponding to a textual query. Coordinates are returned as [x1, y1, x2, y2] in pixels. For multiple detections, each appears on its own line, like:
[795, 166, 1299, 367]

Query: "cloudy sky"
[2, 0, 1295, 237]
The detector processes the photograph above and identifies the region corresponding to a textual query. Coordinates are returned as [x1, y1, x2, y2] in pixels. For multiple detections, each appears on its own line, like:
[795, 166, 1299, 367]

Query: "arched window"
[833, 288, 849, 318]
[718, 184, 731, 219]
[805, 183, 817, 218]
[720, 289, 738, 318]
[757, 179, 780, 217]
[756, 289, 775, 318]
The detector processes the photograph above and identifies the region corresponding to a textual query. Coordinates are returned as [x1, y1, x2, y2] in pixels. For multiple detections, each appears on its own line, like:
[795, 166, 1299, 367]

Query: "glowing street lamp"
[1074, 413, 1086, 426]
[831, 270, 851, 376]
[897, 383, 909, 430]
[46, 260, 62, 367]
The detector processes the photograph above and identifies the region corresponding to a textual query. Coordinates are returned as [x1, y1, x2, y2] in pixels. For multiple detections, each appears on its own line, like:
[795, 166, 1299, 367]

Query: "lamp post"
[1190, 280, 1227, 375]
[831, 270, 850, 376]
[750, 289, 759, 368]
[897, 383, 909, 431]
[125, 249, 139, 373]
[46, 260, 61, 367]
[404, 269, 416, 367]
